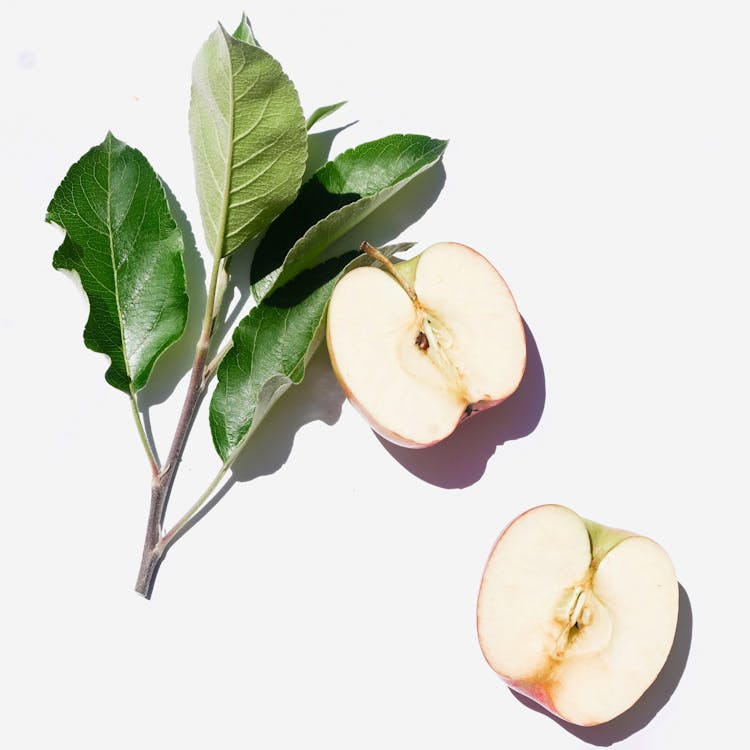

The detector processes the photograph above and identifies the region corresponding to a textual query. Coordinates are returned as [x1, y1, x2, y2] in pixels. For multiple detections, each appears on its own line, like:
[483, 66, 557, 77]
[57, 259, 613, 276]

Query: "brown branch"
[134, 333, 211, 597]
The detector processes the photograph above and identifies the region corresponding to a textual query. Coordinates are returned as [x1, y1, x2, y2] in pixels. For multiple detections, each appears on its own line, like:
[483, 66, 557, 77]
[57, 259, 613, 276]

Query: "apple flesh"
[477, 504, 678, 726]
[326, 242, 526, 447]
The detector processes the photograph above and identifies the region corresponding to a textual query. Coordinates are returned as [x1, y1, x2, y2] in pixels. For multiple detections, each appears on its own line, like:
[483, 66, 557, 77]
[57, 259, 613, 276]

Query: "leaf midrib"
[215, 30, 237, 259]
[105, 136, 133, 391]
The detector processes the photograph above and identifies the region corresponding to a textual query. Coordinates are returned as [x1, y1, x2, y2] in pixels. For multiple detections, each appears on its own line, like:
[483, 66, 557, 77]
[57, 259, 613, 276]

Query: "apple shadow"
[377, 319, 545, 489]
[510, 583, 693, 746]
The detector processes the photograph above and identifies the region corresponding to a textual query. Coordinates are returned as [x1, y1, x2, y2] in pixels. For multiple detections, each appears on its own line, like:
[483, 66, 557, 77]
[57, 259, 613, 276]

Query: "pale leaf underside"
[189, 26, 307, 258]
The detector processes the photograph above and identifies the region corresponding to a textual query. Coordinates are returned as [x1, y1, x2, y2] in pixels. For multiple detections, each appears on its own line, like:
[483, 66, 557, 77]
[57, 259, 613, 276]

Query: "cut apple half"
[326, 242, 526, 447]
[477, 504, 678, 726]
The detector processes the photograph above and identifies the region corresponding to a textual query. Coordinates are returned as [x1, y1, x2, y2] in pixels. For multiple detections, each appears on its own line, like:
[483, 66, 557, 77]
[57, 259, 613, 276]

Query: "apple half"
[326, 242, 526, 447]
[477, 504, 678, 726]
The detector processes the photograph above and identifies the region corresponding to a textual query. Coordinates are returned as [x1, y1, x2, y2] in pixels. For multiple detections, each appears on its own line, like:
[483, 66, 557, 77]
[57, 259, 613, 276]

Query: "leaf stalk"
[128, 389, 159, 478]
[158, 462, 231, 553]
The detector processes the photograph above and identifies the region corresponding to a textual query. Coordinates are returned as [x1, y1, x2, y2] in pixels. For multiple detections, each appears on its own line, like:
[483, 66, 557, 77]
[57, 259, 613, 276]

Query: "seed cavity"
[580, 606, 591, 626]
[552, 586, 591, 658]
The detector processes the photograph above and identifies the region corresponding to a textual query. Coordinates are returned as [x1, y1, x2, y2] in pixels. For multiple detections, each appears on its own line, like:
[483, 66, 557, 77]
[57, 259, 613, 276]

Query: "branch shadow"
[511, 583, 693, 746]
[377, 319, 545, 489]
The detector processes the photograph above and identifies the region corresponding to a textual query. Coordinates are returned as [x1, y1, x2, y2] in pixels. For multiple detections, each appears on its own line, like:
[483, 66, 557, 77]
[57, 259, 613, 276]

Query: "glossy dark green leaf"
[250, 134, 447, 301]
[210, 243, 413, 462]
[47, 132, 188, 393]
[190, 22, 307, 258]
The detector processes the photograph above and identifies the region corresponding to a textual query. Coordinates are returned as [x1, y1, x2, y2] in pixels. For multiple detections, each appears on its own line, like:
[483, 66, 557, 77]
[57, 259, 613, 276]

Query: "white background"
[2, 1, 747, 747]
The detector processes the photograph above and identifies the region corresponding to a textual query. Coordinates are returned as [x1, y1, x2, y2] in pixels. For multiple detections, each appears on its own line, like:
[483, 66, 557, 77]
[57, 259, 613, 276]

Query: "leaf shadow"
[170, 344, 346, 541]
[139, 180, 207, 411]
[324, 161, 448, 260]
[215, 243, 256, 351]
[377, 319, 545, 489]
[510, 583, 693, 746]
[305, 123, 356, 181]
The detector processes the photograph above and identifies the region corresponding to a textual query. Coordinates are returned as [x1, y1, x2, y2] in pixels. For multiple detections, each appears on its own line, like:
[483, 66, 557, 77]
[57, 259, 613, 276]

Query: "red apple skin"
[505, 678, 558, 717]
[325, 242, 527, 448]
[503, 676, 611, 729]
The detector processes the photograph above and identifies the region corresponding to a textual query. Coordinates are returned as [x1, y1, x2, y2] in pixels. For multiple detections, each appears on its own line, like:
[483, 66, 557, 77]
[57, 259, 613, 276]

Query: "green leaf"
[233, 13, 258, 46]
[306, 101, 347, 131]
[47, 133, 188, 394]
[250, 134, 447, 301]
[210, 243, 413, 462]
[189, 23, 307, 258]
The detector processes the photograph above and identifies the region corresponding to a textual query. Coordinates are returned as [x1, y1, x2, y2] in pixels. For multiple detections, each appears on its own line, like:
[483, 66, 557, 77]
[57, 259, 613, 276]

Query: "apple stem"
[360, 241, 419, 304]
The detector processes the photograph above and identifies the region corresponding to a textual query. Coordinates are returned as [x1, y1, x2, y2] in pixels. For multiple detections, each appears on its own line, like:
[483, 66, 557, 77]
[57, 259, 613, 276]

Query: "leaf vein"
[232, 97, 271, 145]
